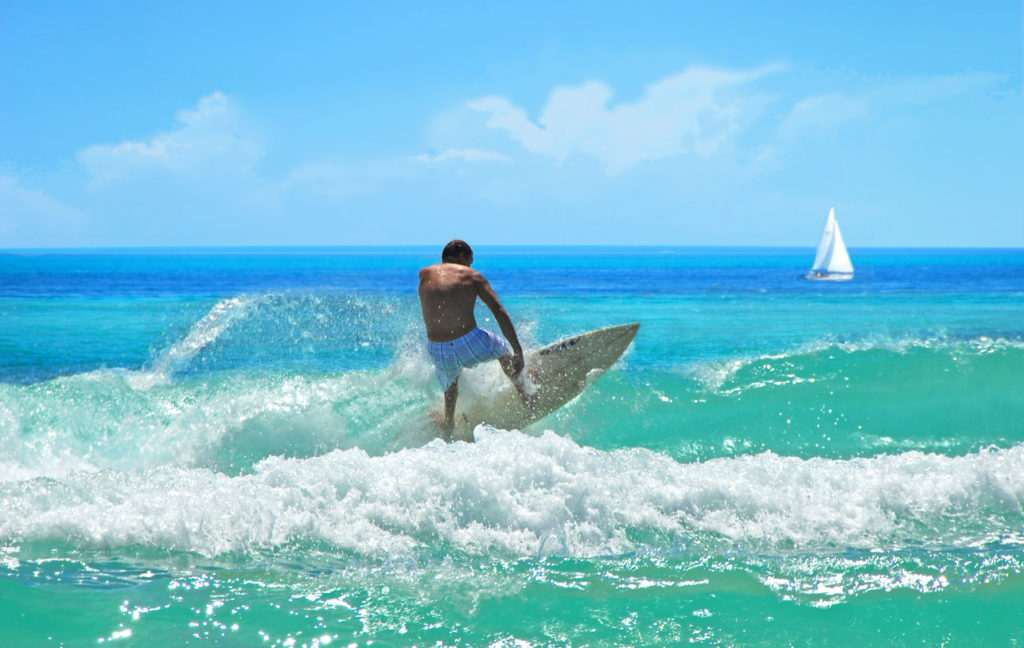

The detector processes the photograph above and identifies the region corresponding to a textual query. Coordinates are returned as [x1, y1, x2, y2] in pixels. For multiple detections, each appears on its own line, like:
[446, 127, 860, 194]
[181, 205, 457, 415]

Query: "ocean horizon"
[5, 244, 1023, 252]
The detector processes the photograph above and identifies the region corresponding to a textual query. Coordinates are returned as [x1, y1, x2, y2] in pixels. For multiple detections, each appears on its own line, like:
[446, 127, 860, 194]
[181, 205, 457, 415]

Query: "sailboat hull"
[804, 272, 853, 281]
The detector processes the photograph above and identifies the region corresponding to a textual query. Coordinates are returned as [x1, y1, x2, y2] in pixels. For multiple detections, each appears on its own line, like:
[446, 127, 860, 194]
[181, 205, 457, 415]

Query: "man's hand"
[507, 351, 524, 377]
[509, 352, 524, 376]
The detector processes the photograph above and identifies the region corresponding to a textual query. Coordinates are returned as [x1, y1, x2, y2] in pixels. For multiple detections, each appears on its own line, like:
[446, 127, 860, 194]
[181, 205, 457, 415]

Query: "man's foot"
[429, 411, 454, 441]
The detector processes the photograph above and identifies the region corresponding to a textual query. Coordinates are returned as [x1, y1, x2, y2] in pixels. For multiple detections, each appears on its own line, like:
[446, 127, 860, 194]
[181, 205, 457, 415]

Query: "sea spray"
[146, 295, 255, 382]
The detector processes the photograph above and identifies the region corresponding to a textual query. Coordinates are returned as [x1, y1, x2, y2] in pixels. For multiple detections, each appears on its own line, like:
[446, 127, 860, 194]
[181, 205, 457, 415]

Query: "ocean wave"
[2, 329, 1021, 482]
[0, 291, 440, 479]
[686, 333, 1024, 393]
[0, 292, 535, 480]
[2, 429, 1022, 559]
[0, 368, 435, 480]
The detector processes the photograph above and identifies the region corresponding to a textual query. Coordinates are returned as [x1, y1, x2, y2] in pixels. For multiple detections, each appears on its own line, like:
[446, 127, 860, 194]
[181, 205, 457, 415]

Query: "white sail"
[824, 217, 853, 274]
[808, 206, 853, 279]
[810, 207, 837, 272]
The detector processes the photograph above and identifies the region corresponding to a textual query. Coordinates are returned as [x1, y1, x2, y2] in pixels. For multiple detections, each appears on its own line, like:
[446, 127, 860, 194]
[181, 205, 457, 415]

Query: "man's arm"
[475, 275, 524, 370]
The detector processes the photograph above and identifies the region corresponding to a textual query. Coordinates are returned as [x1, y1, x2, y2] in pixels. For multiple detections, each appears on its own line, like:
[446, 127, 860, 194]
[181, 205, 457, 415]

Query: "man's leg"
[442, 377, 459, 441]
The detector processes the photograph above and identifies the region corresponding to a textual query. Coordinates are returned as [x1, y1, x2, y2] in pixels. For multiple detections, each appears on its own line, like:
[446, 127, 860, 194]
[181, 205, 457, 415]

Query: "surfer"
[419, 239, 534, 439]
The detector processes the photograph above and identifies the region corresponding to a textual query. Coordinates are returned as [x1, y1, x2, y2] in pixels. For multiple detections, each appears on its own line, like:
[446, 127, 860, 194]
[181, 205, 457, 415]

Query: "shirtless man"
[419, 239, 531, 439]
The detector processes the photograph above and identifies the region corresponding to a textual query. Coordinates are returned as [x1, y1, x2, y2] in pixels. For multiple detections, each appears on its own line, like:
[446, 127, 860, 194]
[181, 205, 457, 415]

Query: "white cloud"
[0, 175, 86, 247]
[414, 149, 511, 164]
[78, 92, 264, 186]
[467, 64, 784, 174]
[778, 92, 870, 139]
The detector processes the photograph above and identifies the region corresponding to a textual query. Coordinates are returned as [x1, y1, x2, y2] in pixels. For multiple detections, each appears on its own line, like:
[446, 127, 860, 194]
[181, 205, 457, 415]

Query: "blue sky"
[1, 1, 1021, 247]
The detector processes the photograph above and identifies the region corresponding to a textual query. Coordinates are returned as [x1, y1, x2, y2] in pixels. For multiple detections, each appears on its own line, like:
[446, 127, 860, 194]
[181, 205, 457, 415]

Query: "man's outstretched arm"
[476, 275, 524, 372]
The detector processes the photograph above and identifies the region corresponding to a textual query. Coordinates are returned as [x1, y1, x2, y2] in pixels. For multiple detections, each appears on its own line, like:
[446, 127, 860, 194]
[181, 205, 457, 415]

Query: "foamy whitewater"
[2, 247, 1023, 646]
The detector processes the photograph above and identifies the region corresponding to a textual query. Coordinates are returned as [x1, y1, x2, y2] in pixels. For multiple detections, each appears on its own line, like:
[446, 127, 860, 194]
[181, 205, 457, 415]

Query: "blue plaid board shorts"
[427, 327, 510, 390]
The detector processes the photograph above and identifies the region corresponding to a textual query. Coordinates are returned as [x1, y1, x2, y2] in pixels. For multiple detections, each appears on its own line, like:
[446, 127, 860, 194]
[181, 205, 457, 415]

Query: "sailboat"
[805, 206, 853, 281]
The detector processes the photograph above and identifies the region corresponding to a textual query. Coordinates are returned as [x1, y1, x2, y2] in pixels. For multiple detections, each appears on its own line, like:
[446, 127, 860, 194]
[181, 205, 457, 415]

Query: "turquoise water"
[1, 247, 1023, 646]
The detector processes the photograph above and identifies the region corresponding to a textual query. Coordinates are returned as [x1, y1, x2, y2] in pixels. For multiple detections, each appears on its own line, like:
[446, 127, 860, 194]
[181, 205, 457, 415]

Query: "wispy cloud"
[875, 71, 1009, 105]
[777, 71, 1008, 140]
[0, 175, 86, 246]
[414, 149, 511, 164]
[778, 92, 870, 139]
[78, 92, 264, 186]
[277, 162, 358, 200]
[468, 64, 784, 174]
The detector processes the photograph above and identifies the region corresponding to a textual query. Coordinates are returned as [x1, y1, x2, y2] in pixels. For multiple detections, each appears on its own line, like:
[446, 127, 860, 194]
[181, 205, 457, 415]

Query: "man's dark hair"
[442, 239, 473, 262]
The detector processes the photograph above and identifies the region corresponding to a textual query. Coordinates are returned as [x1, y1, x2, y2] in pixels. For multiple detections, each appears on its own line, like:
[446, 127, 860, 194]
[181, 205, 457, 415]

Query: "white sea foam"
[2, 430, 1022, 559]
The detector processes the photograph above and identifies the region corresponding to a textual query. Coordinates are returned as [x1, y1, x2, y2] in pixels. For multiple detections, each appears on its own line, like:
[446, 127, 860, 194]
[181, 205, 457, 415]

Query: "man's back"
[419, 240, 529, 436]
[418, 263, 481, 342]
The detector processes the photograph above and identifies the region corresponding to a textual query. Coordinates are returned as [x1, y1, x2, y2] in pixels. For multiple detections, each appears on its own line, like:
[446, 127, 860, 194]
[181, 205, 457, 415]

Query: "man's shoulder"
[419, 264, 482, 283]
[419, 263, 450, 277]
[423, 263, 480, 274]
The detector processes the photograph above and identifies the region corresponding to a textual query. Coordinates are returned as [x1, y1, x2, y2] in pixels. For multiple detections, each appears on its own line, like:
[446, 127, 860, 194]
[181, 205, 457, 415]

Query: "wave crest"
[3, 429, 1022, 559]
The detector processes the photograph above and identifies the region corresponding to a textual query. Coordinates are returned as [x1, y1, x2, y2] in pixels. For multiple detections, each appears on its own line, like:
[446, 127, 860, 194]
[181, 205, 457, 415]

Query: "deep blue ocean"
[2, 247, 1023, 646]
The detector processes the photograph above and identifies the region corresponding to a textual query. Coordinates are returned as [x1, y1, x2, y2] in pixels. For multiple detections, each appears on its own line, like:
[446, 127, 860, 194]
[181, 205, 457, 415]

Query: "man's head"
[442, 239, 473, 266]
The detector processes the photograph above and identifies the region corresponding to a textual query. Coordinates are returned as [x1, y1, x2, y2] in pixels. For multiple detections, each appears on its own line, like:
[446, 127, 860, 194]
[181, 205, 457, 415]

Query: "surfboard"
[391, 323, 639, 448]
